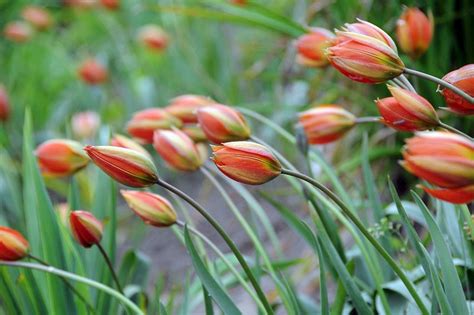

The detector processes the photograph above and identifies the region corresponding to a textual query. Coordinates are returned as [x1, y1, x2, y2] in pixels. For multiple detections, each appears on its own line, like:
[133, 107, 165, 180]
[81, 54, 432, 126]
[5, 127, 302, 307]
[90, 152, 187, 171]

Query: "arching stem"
[96, 243, 123, 294]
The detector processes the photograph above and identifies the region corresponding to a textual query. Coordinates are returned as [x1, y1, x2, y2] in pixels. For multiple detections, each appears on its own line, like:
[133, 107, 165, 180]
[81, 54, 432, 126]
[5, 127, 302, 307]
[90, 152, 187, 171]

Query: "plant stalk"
[96, 243, 123, 294]
[438, 122, 473, 141]
[156, 179, 274, 315]
[280, 168, 429, 315]
[354, 117, 381, 124]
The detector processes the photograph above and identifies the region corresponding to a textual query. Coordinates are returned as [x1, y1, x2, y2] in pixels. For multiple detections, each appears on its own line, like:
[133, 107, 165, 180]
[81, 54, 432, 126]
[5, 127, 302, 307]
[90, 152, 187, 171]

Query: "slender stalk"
[354, 116, 381, 124]
[156, 179, 274, 315]
[391, 78, 407, 89]
[398, 74, 417, 93]
[28, 255, 95, 314]
[404, 68, 474, 103]
[280, 168, 429, 315]
[439, 122, 473, 141]
[96, 243, 123, 294]
[174, 220, 267, 313]
[0, 261, 143, 315]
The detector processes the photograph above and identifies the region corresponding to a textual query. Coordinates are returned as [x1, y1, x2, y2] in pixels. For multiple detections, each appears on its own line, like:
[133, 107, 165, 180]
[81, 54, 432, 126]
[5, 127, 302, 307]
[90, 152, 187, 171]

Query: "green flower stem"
[438, 122, 473, 141]
[404, 68, 474, 103]
[156, 179, 274, 315]
[398, 75, 417, 93]
[280, 168, 429, 315]
[354, 116, 381, 124]
[0, 261, 143, 315]
[174, 220, 267, 313]
[28, 255, 95, 314]
[96, 243, 124, 294]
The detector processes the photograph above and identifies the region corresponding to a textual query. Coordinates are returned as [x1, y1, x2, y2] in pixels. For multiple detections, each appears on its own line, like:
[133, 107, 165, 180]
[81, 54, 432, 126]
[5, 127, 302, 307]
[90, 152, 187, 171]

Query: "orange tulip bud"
[0, 227, 29, 261]
[327, 24, 404, 83]
[21, 5, 52, 31]
[401, 132, 474, 204]
[3, 21, 32, 43]
[100, 0, 120, 10]
[137, 25, 169, 52]
[441, 64, 474, 115]
[121, 190, 177, 227]
[71, 111, 101, 139]
[196, 142, 209, 164]
[78, 59, 107, 85]
[298, 105, 356, 144]
[84, 145, 158, 187]
[181, 124, 208, 143]
[153, 129, 203, 172]
[69, 211, 103, 248]
[211, 141, 281, 185]
[342, 19, 398, 51]
[396, 7, 434, 60]
[296, 28, 334, 68]
[197, 104, 251, 144]
[65, 0, 97, 9]
[230, 0, 246, 5]
[0, 85, 10, 122]
[126, 108, 182, 144]
[110, 134, 151, 159]
[35, 139, 89, 177]
[165, 94, 215, 123]
[376, 86, 439, 131]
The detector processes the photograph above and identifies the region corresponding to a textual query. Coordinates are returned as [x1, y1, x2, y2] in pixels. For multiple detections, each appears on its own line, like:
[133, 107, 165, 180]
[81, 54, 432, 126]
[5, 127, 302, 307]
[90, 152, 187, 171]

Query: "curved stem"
[28, 255, 95, 314]
[280, 168, 429, 315]
[438, 122, 473, 141]
[96, 243, 123, 294]
[355, 116, 381, 124]
[156, 179, 274, 315]
[175, 220, 267, 313]
[404, 68, 474, 103]
[398, 74, 417, 93]
[0, 261, 143, 315]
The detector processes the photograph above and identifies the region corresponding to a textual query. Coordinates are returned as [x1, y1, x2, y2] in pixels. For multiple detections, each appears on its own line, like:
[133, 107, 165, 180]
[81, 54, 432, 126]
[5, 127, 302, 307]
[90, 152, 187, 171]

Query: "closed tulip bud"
[0, 227, 29, 261]
[153, 129, 203, 171]
[100, 0, 119, 10]
[69, 211, 103, 248]
[65, 0, 97, 9]
[121, 190, 177, 227]
[376, 86, 439, 131]
[21, 5, 52, 31]
[441, 64, 474, 115]
[3, 21, 32, 43]
[71, 111, 100, 139]
[0, 85, 10, 122]
[84, 145, 158, 187]
[196, 142, 209, 164]
[342, 19, 398, 51]
[35, 139, 89, 177]
[126, 108, 182, 144]
[111, 134, 151, 159]
[165, 94, 215, 123]
[78, 59, 107, 85]
[211, 141, 281, 185]
[298, 105, 356, 144]
[296, 28, 334, 68]
[197, 104, 251, 143]
[401, 132, 474, 204]
[396, 7, 434, 60]
[181, 124, 208, 143]
[327, 26, 404, 84]
[230, 0, 246, 5]
[138, 25, 169, 52]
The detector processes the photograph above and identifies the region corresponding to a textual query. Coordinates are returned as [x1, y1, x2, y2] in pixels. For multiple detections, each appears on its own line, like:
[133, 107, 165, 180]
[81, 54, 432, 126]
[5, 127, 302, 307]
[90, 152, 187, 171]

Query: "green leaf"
[184, 226, 241, 315]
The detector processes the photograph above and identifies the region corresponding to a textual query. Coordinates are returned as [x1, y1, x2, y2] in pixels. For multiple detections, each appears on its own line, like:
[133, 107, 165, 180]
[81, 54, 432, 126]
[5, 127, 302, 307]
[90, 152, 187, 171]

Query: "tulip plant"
[0, 1, 473, 315]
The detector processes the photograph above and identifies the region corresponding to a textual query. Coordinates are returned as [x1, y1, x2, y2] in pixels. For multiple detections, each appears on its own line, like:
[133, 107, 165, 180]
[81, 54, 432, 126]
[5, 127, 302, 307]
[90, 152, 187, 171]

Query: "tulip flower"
[71, 111, 100, 139]
[296, 28, 334, 68]
[165, 94, 215, 123]
[70, 211, 103, 248]
[298, 105, 356, 144]
[65, 0, 97, 8]
[376, 86, 439, 131]
[110, 134, 151, 159]
[327, 23, 405, 83]
[121, 190, 177, 227]
[401, 132, 474, 204]
[396, 7, 434, 60]
[21, 5, 52, 31]
[197, 104, 251, 143]
[342, 19, 397, 51]
[3, 21, 32, 43]
[78, 59, 108, 85]
[196, 142, 209, 164]
[84, 145, 158, 187]
[126, 108, 182, 144]
[35, 139, 89, 177]
[441, 64, 474, 115]
[153, 129, 203, 172]
[0, 85, 10, 122]
[0, 227, 29, 261]
[211, 141, 281, 185]
[137, 25, 169, 52]
[181, 124, 208, 143]
[100, 0, 119, 10]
